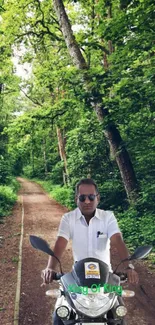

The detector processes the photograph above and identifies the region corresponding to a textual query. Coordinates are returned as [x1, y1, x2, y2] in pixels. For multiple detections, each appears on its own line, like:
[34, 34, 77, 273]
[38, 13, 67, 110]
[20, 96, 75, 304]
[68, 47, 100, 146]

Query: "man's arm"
[110, 233, 139, 284]
[47, 236, 68, 269]
[110, 233, 130, 267]
[42, 236, 68, 283]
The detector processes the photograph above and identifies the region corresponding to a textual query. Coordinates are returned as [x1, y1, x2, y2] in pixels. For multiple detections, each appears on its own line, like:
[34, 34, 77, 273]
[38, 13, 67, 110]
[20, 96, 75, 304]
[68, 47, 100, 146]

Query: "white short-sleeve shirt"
[57, 207, 121, 272]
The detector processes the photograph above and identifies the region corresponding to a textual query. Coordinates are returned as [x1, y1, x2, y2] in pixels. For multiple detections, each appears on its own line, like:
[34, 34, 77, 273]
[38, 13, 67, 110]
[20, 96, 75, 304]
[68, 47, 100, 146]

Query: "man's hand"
[41, 267, 55, 285]
[110, 233, 139, 285]
[126, 269, 139, 284]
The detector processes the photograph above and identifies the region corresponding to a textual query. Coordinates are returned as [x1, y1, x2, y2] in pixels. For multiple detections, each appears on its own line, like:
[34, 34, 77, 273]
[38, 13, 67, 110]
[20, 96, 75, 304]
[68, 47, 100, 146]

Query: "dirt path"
[0, 178, 155, 325]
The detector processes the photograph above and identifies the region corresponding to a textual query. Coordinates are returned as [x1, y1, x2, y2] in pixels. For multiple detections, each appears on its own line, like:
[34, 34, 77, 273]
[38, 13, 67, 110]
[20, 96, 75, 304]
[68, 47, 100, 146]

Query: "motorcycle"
[29, 235, 152, 325]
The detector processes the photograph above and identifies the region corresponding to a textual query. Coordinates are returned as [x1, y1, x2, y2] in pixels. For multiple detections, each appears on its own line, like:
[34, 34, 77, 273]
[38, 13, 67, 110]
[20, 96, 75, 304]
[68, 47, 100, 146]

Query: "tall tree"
[52, 0, 139, 202]
[56, 127, 69, 185]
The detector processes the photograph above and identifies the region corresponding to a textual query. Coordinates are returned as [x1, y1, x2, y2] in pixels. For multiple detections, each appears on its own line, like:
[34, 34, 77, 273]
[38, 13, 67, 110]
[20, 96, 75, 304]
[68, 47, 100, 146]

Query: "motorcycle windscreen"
[71, 257, 109, 287]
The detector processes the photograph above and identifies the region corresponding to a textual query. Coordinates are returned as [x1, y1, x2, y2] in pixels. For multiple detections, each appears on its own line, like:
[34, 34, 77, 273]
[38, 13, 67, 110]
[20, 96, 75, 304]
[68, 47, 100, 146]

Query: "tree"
[52, 0, 139, 202]
[1, 0, 155, 205]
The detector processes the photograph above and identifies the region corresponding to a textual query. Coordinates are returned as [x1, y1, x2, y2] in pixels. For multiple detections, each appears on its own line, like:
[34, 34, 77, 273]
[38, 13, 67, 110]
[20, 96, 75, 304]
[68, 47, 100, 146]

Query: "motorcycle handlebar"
[53, 272, 64, 280]
[115, 272, 128, 282]
[53, 272, 128, 282]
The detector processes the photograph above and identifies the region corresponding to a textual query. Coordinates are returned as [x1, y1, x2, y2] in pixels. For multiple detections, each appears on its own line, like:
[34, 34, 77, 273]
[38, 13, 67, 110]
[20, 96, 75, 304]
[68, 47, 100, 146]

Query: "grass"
[11, 256, 19, 263]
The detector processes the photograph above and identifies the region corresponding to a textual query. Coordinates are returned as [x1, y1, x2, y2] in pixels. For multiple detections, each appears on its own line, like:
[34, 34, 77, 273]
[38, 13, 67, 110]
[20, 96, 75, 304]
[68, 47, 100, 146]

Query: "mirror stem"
[113, 257, 129, 273]
[54, 255, 63, 274]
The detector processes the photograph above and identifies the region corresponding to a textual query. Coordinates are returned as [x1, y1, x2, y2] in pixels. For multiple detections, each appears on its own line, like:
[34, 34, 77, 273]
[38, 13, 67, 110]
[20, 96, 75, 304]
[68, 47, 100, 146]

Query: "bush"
[35, 180, 75, 210]
[98, 180, 126, 210]
[116, 208, 155, 251]
[37, 180, 54, 192]
[139, 214, 155, 246]
[23, 165, 35, 178]
[51, 185, 75, 209]
[6, 177, 20, 192]
[49, 161, 64, 184]
[0, 155, 12, 185]
[0, 185, 17, 218]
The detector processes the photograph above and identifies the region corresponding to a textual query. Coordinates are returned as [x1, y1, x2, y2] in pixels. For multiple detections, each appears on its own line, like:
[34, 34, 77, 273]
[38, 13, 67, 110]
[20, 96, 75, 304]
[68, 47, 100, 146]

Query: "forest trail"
[0, 178, 155, 325]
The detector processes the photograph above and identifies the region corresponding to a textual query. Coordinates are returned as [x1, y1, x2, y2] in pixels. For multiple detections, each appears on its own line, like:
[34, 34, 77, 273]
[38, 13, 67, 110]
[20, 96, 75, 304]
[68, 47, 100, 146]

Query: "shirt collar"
[76, 207, 102, 220]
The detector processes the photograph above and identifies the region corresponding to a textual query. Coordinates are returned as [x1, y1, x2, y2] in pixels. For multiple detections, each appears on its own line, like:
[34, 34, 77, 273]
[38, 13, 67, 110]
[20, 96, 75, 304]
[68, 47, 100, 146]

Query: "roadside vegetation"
[0, 177, 20, 222]
[0, 158, 20, 221]
[0, 0, 154, 262]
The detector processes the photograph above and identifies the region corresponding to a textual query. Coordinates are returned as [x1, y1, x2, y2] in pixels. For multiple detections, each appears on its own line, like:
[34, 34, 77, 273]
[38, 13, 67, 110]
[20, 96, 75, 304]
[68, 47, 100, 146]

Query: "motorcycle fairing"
[61, 258, 120, 292]
[72, 258, 109, 287]
[57, 258, 121, 321]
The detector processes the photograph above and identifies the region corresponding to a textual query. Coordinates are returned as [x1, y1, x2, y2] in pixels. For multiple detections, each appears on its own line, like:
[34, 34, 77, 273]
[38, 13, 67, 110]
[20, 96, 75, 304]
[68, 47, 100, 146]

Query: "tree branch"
[14, 29, 61, 42]
[34, 0, 62, 33]
[0, 90, 17, 95]
[31, 109, 67, 123]
[82, 41, 110, 55]
[53, 0, 88, 69]
[20, 88, 43, 106]
[0, 5, 5, 12]
[34, 19, 62, 41]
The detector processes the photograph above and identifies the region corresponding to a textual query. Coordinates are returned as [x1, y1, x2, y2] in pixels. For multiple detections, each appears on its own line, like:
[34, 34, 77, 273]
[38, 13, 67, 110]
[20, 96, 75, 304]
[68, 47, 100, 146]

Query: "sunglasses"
[78, 194, 98, 202]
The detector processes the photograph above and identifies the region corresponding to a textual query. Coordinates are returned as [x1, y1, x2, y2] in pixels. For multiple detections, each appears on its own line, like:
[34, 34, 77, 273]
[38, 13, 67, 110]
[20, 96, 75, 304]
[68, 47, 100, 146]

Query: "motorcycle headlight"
[116, 305, 127, 317]
[72, 292, 116, 317]
[122, 290, 135, 298]
[56, 306, 70, 319]
[46, 289, 61, 298]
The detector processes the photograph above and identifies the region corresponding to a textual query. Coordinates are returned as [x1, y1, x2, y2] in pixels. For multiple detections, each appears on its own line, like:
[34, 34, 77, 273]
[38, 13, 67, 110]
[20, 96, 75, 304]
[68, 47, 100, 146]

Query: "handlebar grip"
[115, 272, 128, 281]
[120, 273, 128, 281]
[53, 272, 63, 280]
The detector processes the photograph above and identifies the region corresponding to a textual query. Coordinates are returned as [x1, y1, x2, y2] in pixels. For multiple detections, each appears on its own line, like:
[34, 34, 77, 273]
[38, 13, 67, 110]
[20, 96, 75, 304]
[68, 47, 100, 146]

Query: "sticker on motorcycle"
[84, 262, 100, 279]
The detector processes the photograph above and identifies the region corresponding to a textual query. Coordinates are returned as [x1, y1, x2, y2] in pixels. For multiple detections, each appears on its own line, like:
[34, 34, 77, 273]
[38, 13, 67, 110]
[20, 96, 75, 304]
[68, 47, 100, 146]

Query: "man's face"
[75, 184, 100, 217]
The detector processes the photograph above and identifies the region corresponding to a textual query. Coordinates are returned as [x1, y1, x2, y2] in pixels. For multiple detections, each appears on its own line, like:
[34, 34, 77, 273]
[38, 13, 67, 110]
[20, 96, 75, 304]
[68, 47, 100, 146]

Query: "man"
[42, 178, 139, 324]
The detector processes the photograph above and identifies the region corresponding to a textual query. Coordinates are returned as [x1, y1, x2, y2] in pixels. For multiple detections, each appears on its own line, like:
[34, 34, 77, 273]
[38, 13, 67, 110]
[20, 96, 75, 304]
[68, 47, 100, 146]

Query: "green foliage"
[117, 208, 155, 250]
[117, 208, 141, 249]
[50, 185, 75, 210]
[0, 185, 17, 218]
[6, 177, 20, 192]
[98, 181, 126, 210]
[36, 180, 75, 210]
[0, 0, 155, 252]
[137, 183, 155, 212]
[0, 155, 12, 185]
[139, 214, 155, 247]
[11, 256, 19, 263]
[35, 180, 54, 193]
[49, 161, 64, 184]
[23, 165, 35, 178]
[0, 154, 19, 220]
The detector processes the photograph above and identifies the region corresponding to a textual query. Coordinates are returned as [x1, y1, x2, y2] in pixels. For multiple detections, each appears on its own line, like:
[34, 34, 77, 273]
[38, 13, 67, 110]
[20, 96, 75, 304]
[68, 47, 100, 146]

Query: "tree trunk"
[53, 0, 139, 201]
[103, 123, 138, 201]
[53, 0, 87, 70]
[30, 126, 35, 176]
[56, 126, 70, 185]
[31, 146, 34, 175]
[43, 138, 48, 177]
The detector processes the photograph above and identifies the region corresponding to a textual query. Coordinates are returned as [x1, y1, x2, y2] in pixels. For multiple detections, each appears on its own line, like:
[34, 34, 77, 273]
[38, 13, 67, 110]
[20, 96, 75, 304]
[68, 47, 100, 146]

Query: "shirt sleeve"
[57, 213, 71, 241]
[107, 211, 122, 239]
